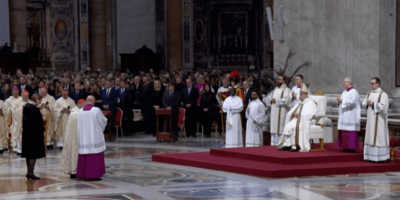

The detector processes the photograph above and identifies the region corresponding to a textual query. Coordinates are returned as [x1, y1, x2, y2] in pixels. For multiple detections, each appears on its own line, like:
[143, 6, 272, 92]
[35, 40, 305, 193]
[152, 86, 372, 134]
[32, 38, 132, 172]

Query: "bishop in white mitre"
[11, 90, 32, 154]
[245, 91, 266, 147]
[3, 87, 21, 152]
[337, 77, 361, 152]
[362, 78, 390, 162]
[278, 84, 317, 152]
[266, 76, 291, 145]
[39, 87, 56, 146]
[223, 88, 244, 148]
[290, 75, 311, 108]
[53, 88, 76, 147]
[60, 99, 86, 178]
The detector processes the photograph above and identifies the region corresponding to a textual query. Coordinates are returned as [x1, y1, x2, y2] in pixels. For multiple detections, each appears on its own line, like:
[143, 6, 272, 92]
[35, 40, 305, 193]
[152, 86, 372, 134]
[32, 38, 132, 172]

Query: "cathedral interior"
[0, 0, 400, 199]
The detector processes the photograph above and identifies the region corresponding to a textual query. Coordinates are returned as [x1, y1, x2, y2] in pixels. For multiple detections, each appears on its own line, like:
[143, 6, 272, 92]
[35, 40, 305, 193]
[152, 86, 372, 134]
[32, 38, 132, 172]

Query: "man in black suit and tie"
[248, 74, 260, 91]
[163, 83, 181, 141]
[71, 82, 87, 104]
[118, 80, 132, 132]
[132, 76, 143, 109]
[33, 80, 45, 94]
[181, 78, 199, 137]
[140, 77, 154, 135]
[114, 78, 121, 90]
[242, 81, 252, 129]
[18, 76, 33, 98]
[100, 79, 118, 134]
[63, 77, 74, 94]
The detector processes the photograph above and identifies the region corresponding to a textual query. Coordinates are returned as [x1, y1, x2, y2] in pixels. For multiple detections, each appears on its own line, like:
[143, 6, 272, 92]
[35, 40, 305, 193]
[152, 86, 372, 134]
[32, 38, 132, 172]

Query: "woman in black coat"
[200, 84, 217, 137]
[22, 94, 45, 180]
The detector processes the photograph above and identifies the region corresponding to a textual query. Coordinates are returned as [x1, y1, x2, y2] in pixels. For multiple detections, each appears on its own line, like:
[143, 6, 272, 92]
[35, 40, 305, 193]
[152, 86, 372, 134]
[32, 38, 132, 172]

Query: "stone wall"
[116, 0, 156, 67]
[273, 0, 396, 96]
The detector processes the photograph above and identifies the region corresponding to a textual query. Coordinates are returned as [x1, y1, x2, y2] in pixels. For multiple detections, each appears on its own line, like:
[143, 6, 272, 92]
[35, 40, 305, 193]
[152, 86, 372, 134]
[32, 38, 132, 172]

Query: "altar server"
[245, 91, 266, 147]
[362, 77, 390, 162]
[290, 75, 310, 107]
[223, 87, 244, 148]
[60, 99, 86, 178]
[77, 96, 107, 180]
[337, 77, 361, 152]
[266, 76, 291, 145]
[53, 89, 76, 147]
[39, 87, 56, 146]
[11, 90, 32, 154]
[278, 84, 317, 152]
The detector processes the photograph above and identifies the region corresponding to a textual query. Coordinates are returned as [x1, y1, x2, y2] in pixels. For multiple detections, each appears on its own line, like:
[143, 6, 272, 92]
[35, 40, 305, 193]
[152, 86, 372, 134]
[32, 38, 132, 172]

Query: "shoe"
[278, 146, 291, 151]
[70, 174, 76, 179]
[0, 149, 3, 154]
[26, 175, 40, 180]
[340, 149, 347, 152]
[17, 153, 21, 156]
[47, 145, 54, 149]
[84, 178, 102, 181]
[290, 148, 299, 152]
[58, 147, 63, 150]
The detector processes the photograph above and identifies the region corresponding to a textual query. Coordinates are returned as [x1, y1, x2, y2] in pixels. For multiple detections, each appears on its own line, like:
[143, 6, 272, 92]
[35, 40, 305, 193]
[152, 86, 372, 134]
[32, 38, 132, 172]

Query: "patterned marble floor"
[1, 132, 400, 200]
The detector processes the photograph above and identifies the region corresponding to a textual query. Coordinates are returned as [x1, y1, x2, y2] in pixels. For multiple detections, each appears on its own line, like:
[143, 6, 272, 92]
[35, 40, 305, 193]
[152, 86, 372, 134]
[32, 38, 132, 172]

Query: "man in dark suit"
[181, 78, 199, 137]
[33, 80, 45, 94]
[114, 78, 121, 90]
[140, 77, 154, 135]
[100, 79, 118, 134]
[18, 76, 33, 98]
[70, 82, 87, 104]
[118, 80, 132, 132]
[248, 74, 260, 91]
[132, 76, 143, 109]
[242, 81, 252, 129]
[163, 83, 181, 141]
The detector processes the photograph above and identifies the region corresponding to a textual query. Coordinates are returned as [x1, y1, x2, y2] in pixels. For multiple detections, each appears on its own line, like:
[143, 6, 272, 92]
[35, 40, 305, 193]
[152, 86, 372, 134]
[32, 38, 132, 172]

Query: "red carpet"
[152, 143, 400, 178]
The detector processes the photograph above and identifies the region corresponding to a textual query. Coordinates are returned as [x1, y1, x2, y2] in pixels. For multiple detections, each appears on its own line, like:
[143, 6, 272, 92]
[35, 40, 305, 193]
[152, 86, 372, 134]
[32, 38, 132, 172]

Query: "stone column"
[9, 0, 28, 53]
[167, 0, 183, 71]
[89, 0, 107, 72]
[45, 4, 52, 58]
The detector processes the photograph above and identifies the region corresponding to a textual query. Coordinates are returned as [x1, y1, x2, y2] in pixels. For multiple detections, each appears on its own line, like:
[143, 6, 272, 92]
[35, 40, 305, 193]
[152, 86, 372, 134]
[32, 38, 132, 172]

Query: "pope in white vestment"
[39, 88, 56, 146]
[53, 89, 76, 147]
[362, 78, 389, 162]
[245, 94, 266, 147]
[76, 96, 107, 179]
[278, 84, 317, 152]
[337, 77, 361, 152]
[60, 99, 86, 177]
[11, 90, 32, 153]
[223, 89, 244, 148]
[267, 78, 291, 145]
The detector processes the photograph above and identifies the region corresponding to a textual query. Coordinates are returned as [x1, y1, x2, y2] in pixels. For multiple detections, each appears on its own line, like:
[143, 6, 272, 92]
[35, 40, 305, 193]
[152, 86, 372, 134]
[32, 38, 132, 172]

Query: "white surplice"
[4, 96, 21, 137]
[0, 101, 8, 149]
[262, 94, 271, 132]
[77, 106, 107, 154]
[53, 97, 76, 147]
[291, 85, 311, 108]
[40, 94, 56, 145]
[245, 98, 266, 147]
[277, 97, 317, 152]
[60, 107, 80, 174]
[362, 88, 389, 161]
[267, 85, 291, 145]
[223, 95, 243, 148]
[11, 98, 32, 153]
[338, 88, 361, 131]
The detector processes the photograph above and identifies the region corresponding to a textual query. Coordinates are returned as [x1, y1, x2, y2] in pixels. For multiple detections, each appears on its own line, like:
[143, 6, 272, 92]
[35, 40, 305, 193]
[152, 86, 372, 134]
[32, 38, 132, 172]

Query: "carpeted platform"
[152, 143, 400, 178]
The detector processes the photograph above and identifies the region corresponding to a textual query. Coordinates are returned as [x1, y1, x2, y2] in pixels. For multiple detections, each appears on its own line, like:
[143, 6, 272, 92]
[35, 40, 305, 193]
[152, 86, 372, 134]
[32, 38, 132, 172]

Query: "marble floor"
[0, 133, 400, 200]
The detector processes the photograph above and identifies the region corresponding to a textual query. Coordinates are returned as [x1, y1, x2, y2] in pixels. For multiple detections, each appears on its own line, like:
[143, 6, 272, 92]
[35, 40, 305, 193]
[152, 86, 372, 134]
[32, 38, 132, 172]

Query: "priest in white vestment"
[60, 99, 86, 178]
[362, 77, 390, 162]
[223, 88, 244, 148]
[337, 77, 361, 152]
[4, 87, 21, 152]
[278, 84, 317, 152]
[245, 91, 266, 147]
[53, 89, 76, 147]
[39, 87, 56, 146]
[266, 76, 291, 145]
[11, 90, 32, 154]
[0, 100, 8, 154]
[77, 96, 107, 180]
[290, 75, 311, 108]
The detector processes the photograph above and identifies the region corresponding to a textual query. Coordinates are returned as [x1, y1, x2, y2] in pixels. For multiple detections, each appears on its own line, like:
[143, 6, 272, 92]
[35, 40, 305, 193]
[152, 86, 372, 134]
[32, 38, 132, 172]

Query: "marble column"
[45, 5, 52, 59]
[167, 0, 183, 71]
[9, 0, 28, 53]
[89, 0, 107, 72]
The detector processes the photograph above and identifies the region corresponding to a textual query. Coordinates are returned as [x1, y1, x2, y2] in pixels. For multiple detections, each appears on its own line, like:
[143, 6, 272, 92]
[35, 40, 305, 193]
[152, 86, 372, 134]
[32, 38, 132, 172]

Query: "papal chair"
[308, 94, 333, 151]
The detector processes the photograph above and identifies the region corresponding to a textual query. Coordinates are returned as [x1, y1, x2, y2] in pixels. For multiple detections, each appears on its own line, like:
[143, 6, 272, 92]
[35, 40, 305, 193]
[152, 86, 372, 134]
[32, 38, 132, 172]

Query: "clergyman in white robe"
[278, 84, 317, 152]
[266, 84, 291, 145]
[11, 96, 32, 153]
[4, 94, 21, 151]
[362, 86, 389, 162]
[291, 84, 311, 108]
[337, 80, 361, 151]
[245, 98, 266, 147]
[59, 106, 80, 176]
[53, 94, 76, 147]
[40, 90, 56, 146]
[223, 93, 243, 148]
[0, 101, 8, 151]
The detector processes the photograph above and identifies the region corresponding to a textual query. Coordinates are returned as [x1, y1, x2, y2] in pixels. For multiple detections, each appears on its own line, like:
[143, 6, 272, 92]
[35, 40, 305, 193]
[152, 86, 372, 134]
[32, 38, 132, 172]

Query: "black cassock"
[21, 103, 45, 159]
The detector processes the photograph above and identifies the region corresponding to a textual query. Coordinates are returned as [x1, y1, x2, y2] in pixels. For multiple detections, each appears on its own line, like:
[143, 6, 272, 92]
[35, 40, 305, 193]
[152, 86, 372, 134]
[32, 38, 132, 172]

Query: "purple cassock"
[76, 104, 107, 179]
